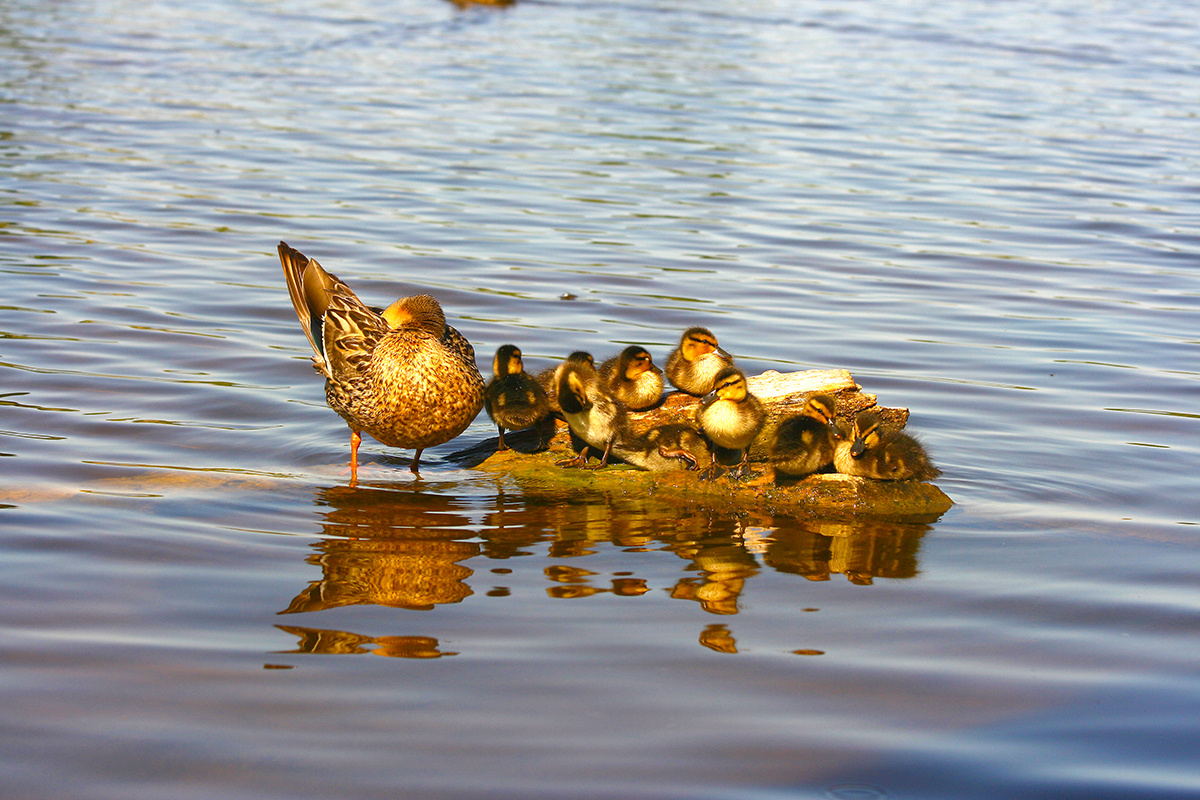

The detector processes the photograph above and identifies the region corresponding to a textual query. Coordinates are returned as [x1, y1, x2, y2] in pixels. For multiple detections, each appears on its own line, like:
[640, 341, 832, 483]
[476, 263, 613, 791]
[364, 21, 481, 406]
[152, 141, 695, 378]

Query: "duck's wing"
[278, 241, 387, 379]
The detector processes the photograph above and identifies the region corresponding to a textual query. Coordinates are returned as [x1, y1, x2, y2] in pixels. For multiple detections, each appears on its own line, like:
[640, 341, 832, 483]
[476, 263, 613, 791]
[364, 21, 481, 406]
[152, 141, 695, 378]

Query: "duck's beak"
[700, 387, 719, 408]
[850, 436, 867, 458]
[827, 418, 843, 438]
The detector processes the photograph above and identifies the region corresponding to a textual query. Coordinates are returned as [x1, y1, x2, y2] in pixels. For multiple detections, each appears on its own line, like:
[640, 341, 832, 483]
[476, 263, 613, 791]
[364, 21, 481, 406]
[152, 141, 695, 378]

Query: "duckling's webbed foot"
[659, 447, 699, 471]
[556, 448, 591, 469]
[698, 463, 725, 481]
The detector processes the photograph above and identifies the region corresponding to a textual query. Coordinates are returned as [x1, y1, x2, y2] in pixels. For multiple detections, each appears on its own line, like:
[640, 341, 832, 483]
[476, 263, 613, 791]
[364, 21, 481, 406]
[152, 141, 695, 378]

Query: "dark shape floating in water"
[278, 241, 485, 479]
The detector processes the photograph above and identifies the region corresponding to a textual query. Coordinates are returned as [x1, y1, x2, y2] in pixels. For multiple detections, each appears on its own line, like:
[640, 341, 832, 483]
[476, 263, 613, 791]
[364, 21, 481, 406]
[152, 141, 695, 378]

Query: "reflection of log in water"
[275, 625, 457, 658]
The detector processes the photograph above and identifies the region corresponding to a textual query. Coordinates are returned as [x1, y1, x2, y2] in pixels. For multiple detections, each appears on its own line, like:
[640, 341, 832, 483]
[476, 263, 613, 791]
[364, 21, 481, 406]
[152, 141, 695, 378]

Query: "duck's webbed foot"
[556, 447, 592, 469]
[659, 446, 700, 471]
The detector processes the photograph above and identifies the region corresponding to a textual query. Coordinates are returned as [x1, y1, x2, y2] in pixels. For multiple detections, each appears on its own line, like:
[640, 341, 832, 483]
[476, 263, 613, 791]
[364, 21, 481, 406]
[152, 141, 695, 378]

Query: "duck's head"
[701, 366, 748, 408]
[557, 361, 597, 416]
[492, 344, 524, 378]
[849, 411, 883, 457]
[564, 350, 595, 370]
[803, 394, 841, 437]
[677, 327, 727, 363]
[381, 294, 446, 335]
[618, 345, 660, 380]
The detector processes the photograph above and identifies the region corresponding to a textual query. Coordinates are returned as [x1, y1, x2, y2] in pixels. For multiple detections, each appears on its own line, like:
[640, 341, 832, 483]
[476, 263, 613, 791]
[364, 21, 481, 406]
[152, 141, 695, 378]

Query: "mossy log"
[451, 369, 953, 522]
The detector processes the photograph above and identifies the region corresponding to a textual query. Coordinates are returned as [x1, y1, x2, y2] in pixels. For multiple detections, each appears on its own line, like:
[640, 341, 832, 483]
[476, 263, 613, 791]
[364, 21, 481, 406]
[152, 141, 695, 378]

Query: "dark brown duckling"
[695, 366, 765, 480]
[598, 345, 664, 411]
[278, 242, 484, 479]
[616, 423, 710, 472]
[536, 351, 595, 415]
[555, 359, 624, 470]
[484, 344, 550, 451]
[769, 393, 841, 478]
[834, 410, 941, 482]
[665, 326, 735, 396]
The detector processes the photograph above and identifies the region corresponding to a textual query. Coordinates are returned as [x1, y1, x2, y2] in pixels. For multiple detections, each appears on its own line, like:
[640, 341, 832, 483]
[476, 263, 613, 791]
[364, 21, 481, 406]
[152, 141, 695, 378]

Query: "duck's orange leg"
[409, 449, 424, 476]
[349, 430, 361, 483]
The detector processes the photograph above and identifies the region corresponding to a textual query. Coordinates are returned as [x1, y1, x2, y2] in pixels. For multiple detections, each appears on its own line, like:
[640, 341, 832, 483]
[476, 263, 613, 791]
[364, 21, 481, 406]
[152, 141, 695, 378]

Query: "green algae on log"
[455, 368, 953, 523]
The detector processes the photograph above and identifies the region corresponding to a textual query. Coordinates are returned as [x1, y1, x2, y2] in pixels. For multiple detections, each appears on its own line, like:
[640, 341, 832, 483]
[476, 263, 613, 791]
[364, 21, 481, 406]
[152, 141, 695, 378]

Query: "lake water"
[3, 0, 1199, 797]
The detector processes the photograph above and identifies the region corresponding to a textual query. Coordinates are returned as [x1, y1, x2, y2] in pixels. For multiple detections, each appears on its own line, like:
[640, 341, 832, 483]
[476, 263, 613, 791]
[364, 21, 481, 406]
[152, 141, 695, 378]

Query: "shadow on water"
[274, 480, 930, 657]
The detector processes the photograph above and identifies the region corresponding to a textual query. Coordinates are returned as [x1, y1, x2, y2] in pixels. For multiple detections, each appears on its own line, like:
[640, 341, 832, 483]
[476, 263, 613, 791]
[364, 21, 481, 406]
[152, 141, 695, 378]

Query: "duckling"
[536, 351, 595, 415]
[616, 423, 710, 472]
[665, 326, 735, 396]
[598, 345, 664, 411]
[834, 411, 941, 482]
[769, 394, 841, 478]
[695, 366, 765, 479]
[555, 359, 624, 470]
[278, 242, 484, 479]
[484, 344, 550, 451]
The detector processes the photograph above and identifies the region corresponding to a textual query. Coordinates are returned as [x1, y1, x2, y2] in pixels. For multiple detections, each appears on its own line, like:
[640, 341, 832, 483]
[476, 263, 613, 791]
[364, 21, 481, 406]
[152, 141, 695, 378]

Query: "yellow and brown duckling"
[617, 422, 710, 472]
[598, 345, 664, 411]
[665, 326, 735, 396]
[278, 242, 484, 479]
[769, 393, 841, 478]
[536, 351, 595, 415]
[834, 410, 941, 482]
[695, 366, 765, 479]
[484, 344, 550, 451]
[554, 357, 624, 470]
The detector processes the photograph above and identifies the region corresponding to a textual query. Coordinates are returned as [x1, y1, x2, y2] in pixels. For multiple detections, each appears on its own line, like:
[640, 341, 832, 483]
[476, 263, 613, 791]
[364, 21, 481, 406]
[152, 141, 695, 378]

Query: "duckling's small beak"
[850, 437, 867, 458]
[716, 347, 733, 361]
[700, 388, 719, 408]
[827, 418, 843, 438]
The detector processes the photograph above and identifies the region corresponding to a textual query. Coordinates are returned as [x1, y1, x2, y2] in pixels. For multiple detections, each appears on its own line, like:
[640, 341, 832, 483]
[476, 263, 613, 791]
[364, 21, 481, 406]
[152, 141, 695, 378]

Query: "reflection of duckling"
[536, 351, 595, 415]
[556, 360, 623, 469]
[598, 345, 664, 410]
[616, 422, 710, 471]
[278, 242, 485, 478]
[770, 394, 841, 477]
[696, 367, 765, 479]
[665, 327, 734, 396]
[834, 411, 941, 481]
[484, 344, 550, 451]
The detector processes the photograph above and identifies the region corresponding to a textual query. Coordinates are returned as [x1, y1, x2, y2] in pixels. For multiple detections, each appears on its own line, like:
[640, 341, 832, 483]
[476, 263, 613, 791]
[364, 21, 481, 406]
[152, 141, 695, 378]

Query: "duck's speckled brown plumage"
[770, 393, 841, 477]
[834, 410, 941, 482]
[665, 326, 735, 396]
[484, 344, 550, 450]
[278, 241, 484, 476]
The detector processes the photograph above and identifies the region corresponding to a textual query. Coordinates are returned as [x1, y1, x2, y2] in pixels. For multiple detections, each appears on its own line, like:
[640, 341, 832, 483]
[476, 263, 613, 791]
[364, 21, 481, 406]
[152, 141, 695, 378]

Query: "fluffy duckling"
[769, 394, 841, 478]
[278, 243, 484, 478]
[616, 423, 710, 472]
[555, 359, 624, 470]
[598, 345, 664, 411]
[695, 366, 765, 479]
[536, 351, 595, 415]
[484, 344, 550, 451]
[834, 411, 941, 482]
[665, 326, 735, 396]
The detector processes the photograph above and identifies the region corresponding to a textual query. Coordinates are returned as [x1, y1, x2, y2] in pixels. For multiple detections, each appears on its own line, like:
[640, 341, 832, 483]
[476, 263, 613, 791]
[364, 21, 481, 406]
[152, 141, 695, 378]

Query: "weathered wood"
[451, 369, 952, 522]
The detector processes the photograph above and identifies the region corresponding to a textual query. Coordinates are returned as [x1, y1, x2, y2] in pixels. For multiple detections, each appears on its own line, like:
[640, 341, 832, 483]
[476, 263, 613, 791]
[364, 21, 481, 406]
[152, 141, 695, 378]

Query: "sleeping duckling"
[278, 242, 484, 478]
[614, 422, 710, 472]
[665, 326, 735, 396]
[695, 366, 765, 479]
[834, 411, 941, 482]
[555, 359, 624, 470]
[598, 345, 664, 411]
[536, 351, 595, 415]
[484, 344, 550, 451]
[769, 394, 841, 478]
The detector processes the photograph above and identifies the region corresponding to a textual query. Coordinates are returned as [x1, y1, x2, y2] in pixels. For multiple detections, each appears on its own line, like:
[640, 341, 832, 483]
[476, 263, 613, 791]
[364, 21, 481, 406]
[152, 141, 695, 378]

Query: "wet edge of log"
[452, 369, 954, 523]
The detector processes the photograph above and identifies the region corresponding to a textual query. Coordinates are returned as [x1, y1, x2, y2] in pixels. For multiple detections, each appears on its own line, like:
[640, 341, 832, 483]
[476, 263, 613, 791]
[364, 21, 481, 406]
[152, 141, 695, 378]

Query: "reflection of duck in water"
[598, 345, 664, 411]
[696, 367, 765, 479]
[484, 344, 550, 451]
[834, 411, 941, 482]
[665, 326, 734, 396]
[278, 242, 485, 478]
[769, 394, 841, 478]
